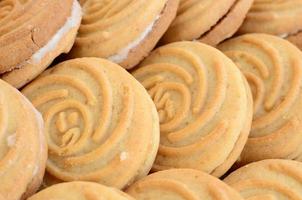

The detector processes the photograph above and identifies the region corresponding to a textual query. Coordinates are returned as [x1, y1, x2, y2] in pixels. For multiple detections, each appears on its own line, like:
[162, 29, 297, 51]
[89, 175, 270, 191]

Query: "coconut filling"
[29, 0, 82, 64]
[108, 15, 160, 64]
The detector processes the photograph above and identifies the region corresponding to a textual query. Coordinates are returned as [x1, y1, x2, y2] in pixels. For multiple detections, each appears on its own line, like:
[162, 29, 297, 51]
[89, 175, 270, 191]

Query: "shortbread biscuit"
[0, 80, 47, 200]
[68, 0, 178, 69]
[0, 0, 82, 88]
[224, 159, 302, 200]
[28, 181, 134, 200]
[132, 41, 253, 177]
[22, 58, 160, 189]
[160, 0, 253, 46]
[219, 34, 302, 165]
[238, 0, 302, 36]
[126, 169, 243, 200]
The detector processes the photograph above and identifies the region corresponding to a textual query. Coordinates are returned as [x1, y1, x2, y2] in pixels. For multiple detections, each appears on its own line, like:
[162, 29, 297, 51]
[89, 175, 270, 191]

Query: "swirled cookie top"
[22, 57, 159, 189]
[72, 0, 167, 59]
[0, 0, 73, 72]
[28, 181, 134, 200]
[219, 34, 302, 162]
[161, 0, 236, 43]
[239, 0, 302, 35]
[132, 41, 251, 177]
[224, 159, 302, 200]
[127, 169, 243, 200]
[0, 79, 45, 200]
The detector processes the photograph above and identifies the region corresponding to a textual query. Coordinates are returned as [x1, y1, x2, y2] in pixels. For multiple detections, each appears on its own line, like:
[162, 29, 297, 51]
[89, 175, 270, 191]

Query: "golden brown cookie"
[22, 57, 160, 189]
[224, 159, 302, 200]
[126, 169, 243, 200]
[132, 41, 253, 177]
[238, 0, 302, 36]
[0, 0, 82, 88]
[160, 0, 253, 46]
[0, 79, 47, 200]
[68, 0, 178, 69]
[219, 33, 302, 165]
[28, 181, 134, 200]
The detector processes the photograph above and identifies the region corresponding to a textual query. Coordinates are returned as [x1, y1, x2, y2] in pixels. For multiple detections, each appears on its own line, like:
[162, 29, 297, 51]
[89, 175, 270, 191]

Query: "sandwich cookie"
[132, 41, 253, 177]
[22, 58, 160, 189]
[238, 0, 302, 48]
[126, 169, 243, 200]
[28, 181, 134, 200]
[160, 0, 253, 46]
[0, 79, 47, 200]
[224, 159, 302, 200]
[0, 0, 82, 88]
[68, 0, 179, 69]
[219, 34, 302, 165]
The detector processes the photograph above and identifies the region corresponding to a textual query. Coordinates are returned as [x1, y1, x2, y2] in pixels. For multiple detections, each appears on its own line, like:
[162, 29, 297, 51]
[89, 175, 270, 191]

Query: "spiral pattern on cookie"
[28, 182, 134, 200]
[239, 0, 302, 35]
[22, 58, 159, 189]
[225, 159, 302, 200]
[219, 34, 302, 164]
[127, 169, 243, 200]
[0, 80, 46, 200]
[133, 41, 252, 177]
[70, 0, 167, 65]
[0, 0, 74, 72]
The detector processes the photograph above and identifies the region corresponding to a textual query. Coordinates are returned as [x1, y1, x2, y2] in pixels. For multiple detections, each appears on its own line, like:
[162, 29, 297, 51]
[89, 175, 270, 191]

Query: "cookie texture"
[224, 159, 302, 200]
[238, 0, 302, 36]
[126, 169, 243, 200]
[28, 181, 134, 200]
[161, 0, 253, 46]
[0, 80, 47, 200]
[22, 58, 160, 189]
[287, 32, 302, 50]
[219, 34, 302, 164]
[0, 0, 82, 88]
[132, 41, 253, 177]
[69, 0, 178, 69]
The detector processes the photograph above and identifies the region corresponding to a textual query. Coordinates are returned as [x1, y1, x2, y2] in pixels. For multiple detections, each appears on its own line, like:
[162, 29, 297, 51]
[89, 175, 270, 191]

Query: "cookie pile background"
[1, 0, 302, 199]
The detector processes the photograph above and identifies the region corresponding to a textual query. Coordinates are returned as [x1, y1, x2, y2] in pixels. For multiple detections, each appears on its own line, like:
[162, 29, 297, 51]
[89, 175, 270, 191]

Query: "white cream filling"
[279, 33, 289, 38]
[31, 0, 82, 64]
[108, 15, 160, 63]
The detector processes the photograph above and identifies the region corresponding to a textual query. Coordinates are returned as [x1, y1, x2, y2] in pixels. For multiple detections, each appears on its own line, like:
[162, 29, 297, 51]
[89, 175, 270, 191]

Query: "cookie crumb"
[7, 134, 16, 147]
[120, 152, 128, 161]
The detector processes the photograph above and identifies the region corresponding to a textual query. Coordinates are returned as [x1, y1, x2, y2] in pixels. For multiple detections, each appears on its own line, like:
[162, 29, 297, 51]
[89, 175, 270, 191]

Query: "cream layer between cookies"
[30, 0, 82, 64]
[108, 15, 160, 63]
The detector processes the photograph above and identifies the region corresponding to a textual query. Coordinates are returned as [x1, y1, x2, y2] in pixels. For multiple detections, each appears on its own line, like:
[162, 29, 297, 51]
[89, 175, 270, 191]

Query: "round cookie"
[160, 0, 253, 46]
[224, 159, 302, 200]
[28, 181, 134, 200]
[68, 0, 179, 69]
[238, 0, 302, 37]
[132, 41, 253, 177]
[219, 34, 302, 165]
[126, 169, 243, 200]
[0, 79, 47, 200]
[22, 57, 160, 189]
[0, 0, 82, 88]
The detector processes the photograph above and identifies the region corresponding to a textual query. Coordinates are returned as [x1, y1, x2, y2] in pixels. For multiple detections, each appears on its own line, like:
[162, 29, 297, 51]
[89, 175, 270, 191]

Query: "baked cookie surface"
[132, 41, 253, 177]
[0, 79, 47, 200]
[161, 0, 253, 46]
[28, 181, 134, 200]
[69, 0, 178, 69]
[126, 168, 243, 200]
[224, 159, 302, 200]
[0, 0, 82, 88]
[219, 34, 302, 164]
[22, 57, 160, 189]
[238, 0, 302, 36]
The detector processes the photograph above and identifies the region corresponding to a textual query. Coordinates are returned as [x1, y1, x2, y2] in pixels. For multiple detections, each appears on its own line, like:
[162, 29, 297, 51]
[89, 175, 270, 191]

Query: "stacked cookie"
[2, 0, 302, 200]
